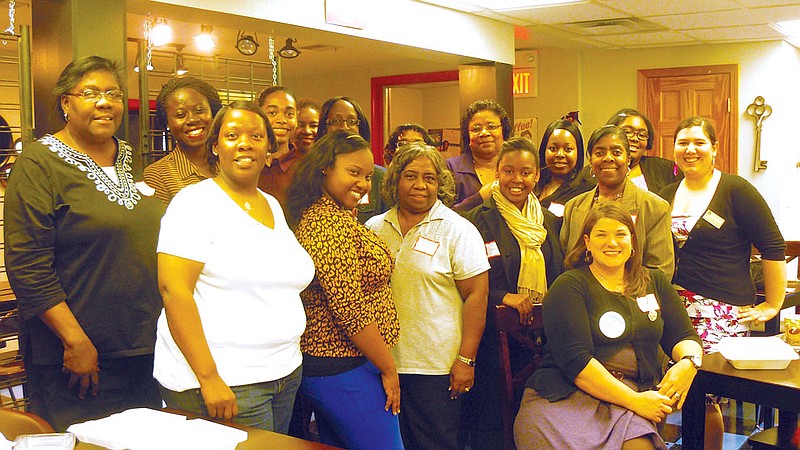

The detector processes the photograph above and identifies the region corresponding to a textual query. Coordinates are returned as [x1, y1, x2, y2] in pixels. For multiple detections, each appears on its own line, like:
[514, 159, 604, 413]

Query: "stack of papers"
[66, 408, 247, 450]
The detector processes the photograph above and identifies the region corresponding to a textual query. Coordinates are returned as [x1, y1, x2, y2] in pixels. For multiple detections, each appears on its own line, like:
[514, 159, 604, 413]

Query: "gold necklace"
[590, 266, 625, 292]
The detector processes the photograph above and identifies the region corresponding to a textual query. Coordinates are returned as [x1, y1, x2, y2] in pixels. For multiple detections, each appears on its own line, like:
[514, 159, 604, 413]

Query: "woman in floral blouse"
[285, 131, 403, 450]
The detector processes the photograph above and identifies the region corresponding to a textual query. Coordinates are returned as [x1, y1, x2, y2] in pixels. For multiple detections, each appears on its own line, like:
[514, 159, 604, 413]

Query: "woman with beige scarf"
[463, 137, 564, 449]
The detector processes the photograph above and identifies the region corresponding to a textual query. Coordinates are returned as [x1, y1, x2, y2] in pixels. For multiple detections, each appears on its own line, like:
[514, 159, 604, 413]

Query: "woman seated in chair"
[462, 137, 563, 449]
[514, 202, 703, 450]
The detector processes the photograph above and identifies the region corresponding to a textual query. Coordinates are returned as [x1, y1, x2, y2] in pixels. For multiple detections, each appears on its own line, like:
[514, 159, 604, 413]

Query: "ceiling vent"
[561, 17, 663, 35]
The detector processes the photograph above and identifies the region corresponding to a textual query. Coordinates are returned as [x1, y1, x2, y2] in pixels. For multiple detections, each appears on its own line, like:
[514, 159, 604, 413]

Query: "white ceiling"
[7, 1, 799, 76]
[451, 0, 800, 50]
[121, 0, 800, 77]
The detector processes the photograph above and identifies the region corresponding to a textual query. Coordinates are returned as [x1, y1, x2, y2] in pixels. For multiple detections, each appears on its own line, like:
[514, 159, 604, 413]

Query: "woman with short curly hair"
[367, 143, 489, 449]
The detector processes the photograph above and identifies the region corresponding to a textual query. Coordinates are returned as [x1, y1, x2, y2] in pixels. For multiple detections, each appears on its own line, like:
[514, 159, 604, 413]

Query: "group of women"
[3, 55, 788, 450]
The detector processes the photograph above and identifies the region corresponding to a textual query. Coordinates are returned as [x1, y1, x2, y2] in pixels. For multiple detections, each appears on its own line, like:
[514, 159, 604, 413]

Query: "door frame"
[370, 70, 458, 164]
[638, 64, 738, 172]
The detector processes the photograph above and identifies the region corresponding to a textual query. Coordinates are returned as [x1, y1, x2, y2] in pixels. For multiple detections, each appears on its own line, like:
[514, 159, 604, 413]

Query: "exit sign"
[514, 50, 538, 98]
[513, 68, 537, 98]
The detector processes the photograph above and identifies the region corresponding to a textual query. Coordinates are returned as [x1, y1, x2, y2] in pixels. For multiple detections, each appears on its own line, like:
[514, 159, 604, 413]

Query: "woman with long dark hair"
[514, 202, 702, 450]
[285, 131, 403, 449]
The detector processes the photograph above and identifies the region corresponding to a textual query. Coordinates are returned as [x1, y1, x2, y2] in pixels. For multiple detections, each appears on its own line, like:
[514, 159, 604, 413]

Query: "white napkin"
[0, 432, 13, 450]
[67, 408, 247, 450]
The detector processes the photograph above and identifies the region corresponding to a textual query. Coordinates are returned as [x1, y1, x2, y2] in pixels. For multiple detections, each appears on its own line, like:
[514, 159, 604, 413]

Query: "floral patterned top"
[294, 196, 399, 358]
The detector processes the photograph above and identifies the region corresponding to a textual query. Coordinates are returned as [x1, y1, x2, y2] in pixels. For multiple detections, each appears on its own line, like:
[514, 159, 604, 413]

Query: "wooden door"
[638, 65, 738, 173]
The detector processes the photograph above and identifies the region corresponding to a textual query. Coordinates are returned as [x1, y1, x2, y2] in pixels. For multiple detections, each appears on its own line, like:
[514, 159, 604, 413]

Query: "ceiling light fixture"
[194, 24, 216, 52]
[175, 45, 188, 75]
[236, 31, 259, 56]
[150, 18, 172, 47]
[278, 38, 300, 59]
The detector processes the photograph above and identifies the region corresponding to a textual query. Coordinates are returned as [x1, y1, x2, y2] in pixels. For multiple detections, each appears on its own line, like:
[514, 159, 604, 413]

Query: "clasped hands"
[632, 359, 697, 422]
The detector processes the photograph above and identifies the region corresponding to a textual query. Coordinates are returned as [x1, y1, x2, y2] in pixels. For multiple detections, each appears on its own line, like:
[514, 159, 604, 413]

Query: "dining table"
[72, 408, 341, 450]
[681, 351, 800, 449]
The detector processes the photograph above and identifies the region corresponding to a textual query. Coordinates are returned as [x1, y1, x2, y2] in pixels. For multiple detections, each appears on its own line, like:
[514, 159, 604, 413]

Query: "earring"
[630, 248, 636, 257]
[63, 113, 70, 122]
[212, 150, 218, 156]
[322, 169, 327, 175]
[584, 250, 593, 263]
[589, 167, 595, 177]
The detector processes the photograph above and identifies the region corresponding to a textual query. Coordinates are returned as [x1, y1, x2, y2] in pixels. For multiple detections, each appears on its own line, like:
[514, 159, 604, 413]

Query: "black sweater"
[658, 173, 785, 305]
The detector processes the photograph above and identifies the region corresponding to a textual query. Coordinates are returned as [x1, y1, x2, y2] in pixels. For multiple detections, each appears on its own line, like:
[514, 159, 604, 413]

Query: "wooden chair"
[0, 408, 54, 440]
[495, 304, 544, 450]
[0, 308, 26, 410]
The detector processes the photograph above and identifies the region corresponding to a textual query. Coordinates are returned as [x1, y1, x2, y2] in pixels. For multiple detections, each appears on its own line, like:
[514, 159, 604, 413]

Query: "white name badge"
[702, 209, 725, 229]
[485, 241, 501, 258]
[636, 293, 660, 313]
[413, 236, 440, 256]
[598, 311, 626, 339]
[548, 202, 565, 217]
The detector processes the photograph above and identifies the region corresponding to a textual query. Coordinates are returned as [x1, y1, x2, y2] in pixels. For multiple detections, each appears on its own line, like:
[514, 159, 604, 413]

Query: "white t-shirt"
[367, 200, 490, 375]
[154, 179, 314, 391]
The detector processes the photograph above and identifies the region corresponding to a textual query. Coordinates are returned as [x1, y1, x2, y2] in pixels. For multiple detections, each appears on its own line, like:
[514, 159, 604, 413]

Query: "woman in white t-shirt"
[153, 101, 314, 433]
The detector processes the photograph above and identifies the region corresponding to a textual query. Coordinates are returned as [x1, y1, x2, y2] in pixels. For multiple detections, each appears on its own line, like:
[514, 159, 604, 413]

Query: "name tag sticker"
[703, 209, 725, 229]
[413, 236, 440, 256]
[485, 241, 501, 258]
[636, 293, 660, 312]
[548, 202, 565, 217]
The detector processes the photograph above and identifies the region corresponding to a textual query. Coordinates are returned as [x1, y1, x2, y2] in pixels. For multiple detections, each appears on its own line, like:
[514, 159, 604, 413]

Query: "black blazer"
[464, 196, 564, 311]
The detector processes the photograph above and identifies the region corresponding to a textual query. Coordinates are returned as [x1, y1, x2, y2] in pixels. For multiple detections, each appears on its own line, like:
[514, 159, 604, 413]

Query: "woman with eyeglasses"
[446, 99, 512, 213]
[4, 56, 165, 430]
[143, 76, 222, 205]
[382, 123, 436, 166]
[317, 96, 388, 223]
[606, 109, 683, 194]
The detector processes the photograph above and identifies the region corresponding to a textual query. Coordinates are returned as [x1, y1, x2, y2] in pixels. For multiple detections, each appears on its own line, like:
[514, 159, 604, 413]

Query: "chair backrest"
[495, 304, 544, 450]
[0, 408, 54, 440]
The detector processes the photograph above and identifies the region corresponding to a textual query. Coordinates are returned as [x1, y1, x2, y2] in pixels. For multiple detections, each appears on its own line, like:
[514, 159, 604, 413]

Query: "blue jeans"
[160, 365, 302, 433]
[301, 361, 404, 449]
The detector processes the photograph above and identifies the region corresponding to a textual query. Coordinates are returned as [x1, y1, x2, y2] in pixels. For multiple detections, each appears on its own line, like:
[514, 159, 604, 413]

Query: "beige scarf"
[491, 181, 548, 301]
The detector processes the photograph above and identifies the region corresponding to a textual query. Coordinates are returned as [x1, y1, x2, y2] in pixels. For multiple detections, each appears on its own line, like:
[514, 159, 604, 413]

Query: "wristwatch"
[457, 355, 476, 367]
[681, 354, 702, 370]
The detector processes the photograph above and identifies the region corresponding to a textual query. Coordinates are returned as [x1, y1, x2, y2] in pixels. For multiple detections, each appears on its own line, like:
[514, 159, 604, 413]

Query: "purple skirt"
[513, 386, 667, 450]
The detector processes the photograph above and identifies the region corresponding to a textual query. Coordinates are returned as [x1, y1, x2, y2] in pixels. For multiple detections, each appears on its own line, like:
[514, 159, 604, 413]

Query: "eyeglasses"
[65, 89, 125, 103]
[469, 123, 501, 134]
[621, 128, 649, 141]
[326, 118, 360, 128]
[396, 140, 423, 148]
